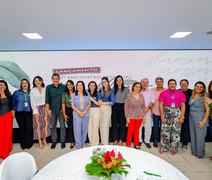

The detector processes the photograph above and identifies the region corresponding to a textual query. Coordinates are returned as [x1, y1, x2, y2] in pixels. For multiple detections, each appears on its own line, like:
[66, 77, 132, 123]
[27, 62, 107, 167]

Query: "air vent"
[206, 31, 212, 35]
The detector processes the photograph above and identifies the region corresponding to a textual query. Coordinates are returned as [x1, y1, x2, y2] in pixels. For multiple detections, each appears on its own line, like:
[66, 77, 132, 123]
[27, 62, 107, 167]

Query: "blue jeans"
[152, 114, 161, 142]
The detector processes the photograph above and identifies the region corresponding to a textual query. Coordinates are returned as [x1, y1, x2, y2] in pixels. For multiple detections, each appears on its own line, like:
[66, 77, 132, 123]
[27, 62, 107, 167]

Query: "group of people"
[0, 74, 211, 160]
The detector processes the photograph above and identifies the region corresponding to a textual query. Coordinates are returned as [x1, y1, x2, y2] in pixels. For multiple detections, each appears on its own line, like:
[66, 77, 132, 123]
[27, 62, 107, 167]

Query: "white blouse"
[30, 87, 46, 114]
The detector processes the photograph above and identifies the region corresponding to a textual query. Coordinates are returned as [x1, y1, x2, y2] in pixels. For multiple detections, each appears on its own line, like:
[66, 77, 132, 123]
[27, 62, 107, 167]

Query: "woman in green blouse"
[205, 80, 212, 160]
[62, 80, 75, 149]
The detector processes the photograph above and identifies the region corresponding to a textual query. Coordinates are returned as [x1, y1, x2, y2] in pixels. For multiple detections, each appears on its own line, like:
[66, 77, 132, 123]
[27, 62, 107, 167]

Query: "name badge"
[171, 102, 175, 108]
[24, 102, 28, 107]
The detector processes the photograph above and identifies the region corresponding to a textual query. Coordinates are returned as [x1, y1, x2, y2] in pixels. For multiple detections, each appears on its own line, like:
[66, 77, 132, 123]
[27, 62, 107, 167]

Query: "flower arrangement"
[85, 148, 131, 179]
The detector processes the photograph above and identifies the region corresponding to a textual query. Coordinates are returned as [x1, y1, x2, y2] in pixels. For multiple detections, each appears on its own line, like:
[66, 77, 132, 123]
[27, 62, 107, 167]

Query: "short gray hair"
[141, 78, 149, 83]
[155, 77, 164, 82]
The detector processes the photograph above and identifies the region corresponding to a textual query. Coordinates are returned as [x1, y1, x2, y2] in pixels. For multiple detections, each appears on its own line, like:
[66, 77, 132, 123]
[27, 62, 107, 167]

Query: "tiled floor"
[1, 142, 212, 180]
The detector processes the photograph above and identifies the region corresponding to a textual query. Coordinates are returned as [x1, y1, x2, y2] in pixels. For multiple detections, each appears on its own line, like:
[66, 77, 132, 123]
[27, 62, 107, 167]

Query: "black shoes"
[26, 144, 33, 149]
[153, 141, 158, 148]
[21, 146, 26, 150]
[51, 142, 57, 149]
[21, 144, 33, 150]
[134, 145, 141, 150]
[144, 142, 151, 149]
[61, 142, 66, 149]
[51, 142, 66, 149]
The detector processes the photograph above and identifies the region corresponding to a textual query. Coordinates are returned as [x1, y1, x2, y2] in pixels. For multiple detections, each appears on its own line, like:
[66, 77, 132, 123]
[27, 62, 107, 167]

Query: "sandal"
[38, 139, 44, 149]
[196, 156, 203, 159]
[192, 152, 197, 156]
[170, 151, 176, 156]
[43, 138, 48, 146]
[159, 149, 164, 154]
[70, 143, 75, 149]
[113, 141, 118, 145]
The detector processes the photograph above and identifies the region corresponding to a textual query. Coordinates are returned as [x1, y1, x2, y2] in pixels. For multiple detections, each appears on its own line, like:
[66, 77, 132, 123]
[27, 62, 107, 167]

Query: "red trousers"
[126, 119, 142, 147]
[0, 111, 13, 159]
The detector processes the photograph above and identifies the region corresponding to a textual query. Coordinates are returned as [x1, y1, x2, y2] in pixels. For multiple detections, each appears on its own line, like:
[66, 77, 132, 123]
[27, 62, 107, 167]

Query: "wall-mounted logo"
[53, 67, 101, 75]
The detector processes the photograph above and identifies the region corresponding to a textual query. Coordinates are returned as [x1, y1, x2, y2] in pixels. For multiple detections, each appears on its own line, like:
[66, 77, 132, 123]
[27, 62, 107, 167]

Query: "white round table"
[32, 145, 188, 180]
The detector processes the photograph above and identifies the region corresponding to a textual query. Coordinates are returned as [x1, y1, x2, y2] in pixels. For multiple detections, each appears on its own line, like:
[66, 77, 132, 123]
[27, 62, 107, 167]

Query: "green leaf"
[104, 169, 113, 176]
[122, 164, 131, 168]
[91, 155, 99, 161]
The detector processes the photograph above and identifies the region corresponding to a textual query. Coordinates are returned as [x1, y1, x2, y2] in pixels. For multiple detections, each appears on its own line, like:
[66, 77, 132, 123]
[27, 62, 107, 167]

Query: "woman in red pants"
[125, 82, 146, 149]
[0, 80, 13, 159]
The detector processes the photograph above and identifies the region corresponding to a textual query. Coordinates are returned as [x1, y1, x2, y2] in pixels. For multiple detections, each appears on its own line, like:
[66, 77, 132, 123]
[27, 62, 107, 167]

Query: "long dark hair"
[75, 81, 88, 96]
[65, 80, 75, 95]
[208, 80, 212, 98]
[88, 81, 98, 97]
[101, 77, 110, 96]
[33, 76, 45, 88]
[113, 75, 125, 94]
[0, 80, 12, 109]
[20, 79, 30, 90]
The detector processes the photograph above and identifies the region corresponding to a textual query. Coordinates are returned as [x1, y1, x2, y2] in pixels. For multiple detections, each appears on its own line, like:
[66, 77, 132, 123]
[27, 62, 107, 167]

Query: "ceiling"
[0, 0, 212, 51]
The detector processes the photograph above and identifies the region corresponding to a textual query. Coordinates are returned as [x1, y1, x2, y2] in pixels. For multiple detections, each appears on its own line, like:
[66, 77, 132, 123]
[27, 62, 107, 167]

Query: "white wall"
[1, 50, 211, 127]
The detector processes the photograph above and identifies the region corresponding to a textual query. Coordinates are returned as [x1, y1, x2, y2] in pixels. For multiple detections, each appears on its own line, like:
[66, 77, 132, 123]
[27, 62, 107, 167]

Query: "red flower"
[104, 151, 111, 163]
[117, 152, 123, 160]
[110, 149, 115, 158]
[104, 149, 123, 163]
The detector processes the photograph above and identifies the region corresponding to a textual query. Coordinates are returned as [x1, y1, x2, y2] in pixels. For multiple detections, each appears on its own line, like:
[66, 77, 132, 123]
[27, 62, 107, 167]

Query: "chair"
[0, 152, 37, 180]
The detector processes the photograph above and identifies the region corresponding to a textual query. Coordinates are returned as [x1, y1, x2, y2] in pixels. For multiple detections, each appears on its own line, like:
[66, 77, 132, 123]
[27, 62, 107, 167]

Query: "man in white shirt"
[140, 78, 155, 149]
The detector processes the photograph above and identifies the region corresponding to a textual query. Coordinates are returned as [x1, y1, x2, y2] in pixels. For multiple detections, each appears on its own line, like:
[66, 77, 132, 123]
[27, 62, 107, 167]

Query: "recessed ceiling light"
[169, 32, 192, 38]
[22, 33, 43, 39]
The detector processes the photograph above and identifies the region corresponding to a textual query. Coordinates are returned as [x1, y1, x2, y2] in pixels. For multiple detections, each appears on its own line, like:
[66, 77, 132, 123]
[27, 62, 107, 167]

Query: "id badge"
[171, 102, 175, 108]
[24, 102, 28, 107]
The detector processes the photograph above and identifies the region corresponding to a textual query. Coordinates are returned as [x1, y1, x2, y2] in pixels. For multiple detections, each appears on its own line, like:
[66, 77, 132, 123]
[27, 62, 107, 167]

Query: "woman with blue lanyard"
[13, 79, 33, 150]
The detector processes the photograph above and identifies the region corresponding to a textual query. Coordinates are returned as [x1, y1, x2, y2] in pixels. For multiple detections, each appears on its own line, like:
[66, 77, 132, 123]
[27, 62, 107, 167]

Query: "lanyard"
[24, 91, 28, 101]
[168, 90, 176, 101]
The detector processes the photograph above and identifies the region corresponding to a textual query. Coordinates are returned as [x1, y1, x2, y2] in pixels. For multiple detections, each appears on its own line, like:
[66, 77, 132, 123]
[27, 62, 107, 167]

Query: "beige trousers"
[139, 111, 153, 143]
[88, 107, 101, 146]
[100, 105, 112, 145]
